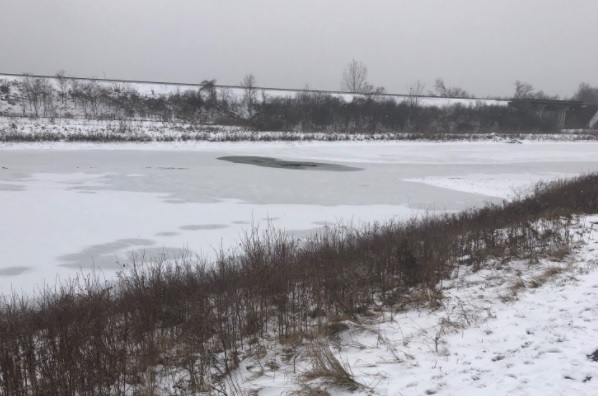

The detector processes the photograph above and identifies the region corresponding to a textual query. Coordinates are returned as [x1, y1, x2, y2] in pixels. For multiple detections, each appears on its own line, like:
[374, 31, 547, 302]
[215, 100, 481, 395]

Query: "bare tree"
[367, 85, 387, 102]
[56, 70, 69, 105]
[199, 79, 217, 105]
[432, 78, 471, 98]
[39, 78, 56, 117]
[572, 82, 598, 104]
[22, 75, 43, 117]
[219, 86, 233, 106]
[20, 75, 56, 117]
[514, 81, 535, 99]
[69, 79, 82, 113]
[241, 74, 257, 117]
[406, 80, 425, 108]
[341, 59, 373, 93]
[373, 86, 386, 95]
[432, 78, 447, 96]
[513, 81, 558, 100]
[83, 80, 101, 117]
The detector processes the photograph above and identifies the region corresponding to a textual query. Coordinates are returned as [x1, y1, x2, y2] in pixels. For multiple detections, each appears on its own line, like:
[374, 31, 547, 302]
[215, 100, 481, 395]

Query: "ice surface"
[1, 141, 598, 293]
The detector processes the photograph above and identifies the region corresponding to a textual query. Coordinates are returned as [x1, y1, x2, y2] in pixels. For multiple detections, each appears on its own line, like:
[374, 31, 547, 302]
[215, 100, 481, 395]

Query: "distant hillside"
[0, 72, 510, 104]
[0, 73, 508, 120]
[0, 73, 576, 137]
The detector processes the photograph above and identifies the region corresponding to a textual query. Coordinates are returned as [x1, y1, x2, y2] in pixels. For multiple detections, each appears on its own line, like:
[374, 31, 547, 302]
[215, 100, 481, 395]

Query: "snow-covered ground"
[2, 141, 598, 294]
[220, 215, 598, 395]
[0, 116, 247, 141]
[404, 173, 566, 200]
[4, 116, 598, 143]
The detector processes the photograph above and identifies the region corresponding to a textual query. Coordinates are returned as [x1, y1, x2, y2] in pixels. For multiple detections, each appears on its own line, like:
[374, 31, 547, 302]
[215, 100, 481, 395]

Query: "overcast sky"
[1, 0, 597, 97]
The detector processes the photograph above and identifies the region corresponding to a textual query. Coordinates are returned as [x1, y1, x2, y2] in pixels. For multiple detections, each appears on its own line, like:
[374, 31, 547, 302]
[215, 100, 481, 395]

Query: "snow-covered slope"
[207, 215, 598, 395]
[0, 73, 508, 120]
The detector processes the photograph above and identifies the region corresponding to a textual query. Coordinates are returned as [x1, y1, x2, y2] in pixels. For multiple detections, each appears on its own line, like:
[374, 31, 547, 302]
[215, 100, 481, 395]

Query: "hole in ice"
[218, 156, 362, 171]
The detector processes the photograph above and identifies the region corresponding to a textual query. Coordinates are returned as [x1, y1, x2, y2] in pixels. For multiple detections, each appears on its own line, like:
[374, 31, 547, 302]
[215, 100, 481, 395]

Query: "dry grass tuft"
[499, 277, 527, 302]
[550, 247, 570, 261]
[291, 383, 332, 396]
[302, 342, 364, 391]
[529, 265, 566, 288]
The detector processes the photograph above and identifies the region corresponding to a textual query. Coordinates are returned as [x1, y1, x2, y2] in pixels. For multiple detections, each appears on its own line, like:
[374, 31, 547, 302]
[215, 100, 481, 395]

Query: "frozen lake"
[2, 141, 598, 293]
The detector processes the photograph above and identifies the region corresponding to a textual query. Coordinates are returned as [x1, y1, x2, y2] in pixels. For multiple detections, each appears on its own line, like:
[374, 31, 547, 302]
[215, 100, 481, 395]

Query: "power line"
[0, 72, 510, 102]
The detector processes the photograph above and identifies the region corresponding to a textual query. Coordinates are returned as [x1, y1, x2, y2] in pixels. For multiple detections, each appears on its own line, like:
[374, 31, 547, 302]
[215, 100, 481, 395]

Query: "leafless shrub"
[21, 75, 55, 117]
[432, 78, 472, 98]
[0, 174, 597, 392]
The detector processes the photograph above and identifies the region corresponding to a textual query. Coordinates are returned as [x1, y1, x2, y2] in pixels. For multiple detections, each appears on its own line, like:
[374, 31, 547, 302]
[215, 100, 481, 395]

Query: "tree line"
[2, 68, 597, 133]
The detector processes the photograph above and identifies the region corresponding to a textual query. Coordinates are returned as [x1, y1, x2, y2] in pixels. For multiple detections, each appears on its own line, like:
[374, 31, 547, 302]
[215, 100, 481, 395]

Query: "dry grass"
[290, 383, 332, 396]
[550, 247, 570, 261]
[301, 342, 364, 391]
[529, 265, 567, 288]
[0, 174, 597, 393]
[509, 277, 527, 294]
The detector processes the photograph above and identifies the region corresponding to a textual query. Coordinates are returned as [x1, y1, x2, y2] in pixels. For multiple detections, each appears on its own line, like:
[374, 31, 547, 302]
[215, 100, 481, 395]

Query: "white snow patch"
[404, 172, 576, 199]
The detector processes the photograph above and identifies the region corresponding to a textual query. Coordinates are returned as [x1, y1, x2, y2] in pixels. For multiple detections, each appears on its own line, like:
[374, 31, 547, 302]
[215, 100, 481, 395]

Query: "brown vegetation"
[1, 174, 598, 394]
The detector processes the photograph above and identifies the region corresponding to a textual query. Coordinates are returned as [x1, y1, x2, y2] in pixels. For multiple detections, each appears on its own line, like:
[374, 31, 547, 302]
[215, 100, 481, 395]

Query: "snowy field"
[1, 141, 598, 294]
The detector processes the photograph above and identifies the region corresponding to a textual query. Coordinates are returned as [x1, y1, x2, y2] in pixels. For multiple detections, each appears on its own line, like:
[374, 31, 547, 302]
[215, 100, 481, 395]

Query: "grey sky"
[1, 0, 597, 97]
